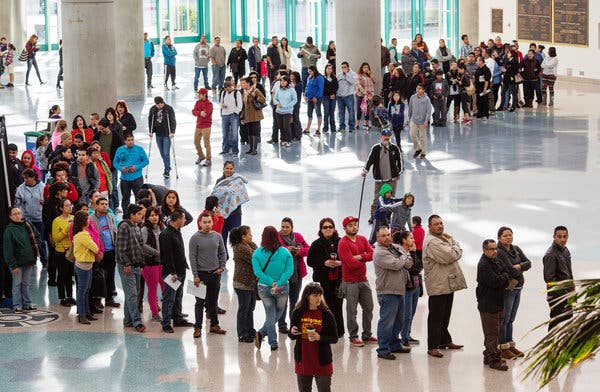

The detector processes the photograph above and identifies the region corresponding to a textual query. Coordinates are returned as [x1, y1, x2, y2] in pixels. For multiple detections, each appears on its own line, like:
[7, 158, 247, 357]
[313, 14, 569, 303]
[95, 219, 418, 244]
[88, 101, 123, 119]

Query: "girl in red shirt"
[290, 282, 338, 392]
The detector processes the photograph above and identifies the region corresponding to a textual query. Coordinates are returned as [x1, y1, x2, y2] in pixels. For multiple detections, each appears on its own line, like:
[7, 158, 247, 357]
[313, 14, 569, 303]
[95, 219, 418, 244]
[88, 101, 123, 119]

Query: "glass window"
[324, 0, 335, 43]
[422, 0, 440, 45]
[388, 0, 412, 44]
[47, 0, 60, 47]
[26, 0, 46, 44]
[266, 0, 286, 38]
[172, 0, 198, 37]
[143, 0, 158, 39]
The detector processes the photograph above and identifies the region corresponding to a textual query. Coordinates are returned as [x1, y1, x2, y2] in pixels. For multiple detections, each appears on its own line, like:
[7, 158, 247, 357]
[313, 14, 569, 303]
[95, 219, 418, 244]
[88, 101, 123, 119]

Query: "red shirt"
[192, 99, 213, 128]
[338, 235, 373, 283]
[197, 210, 224, 234]
[294, 309, 333, 376]
[94, 160, 108, 192]
[412, 225, 425, 251]
[43, 181, 79, 203]
[71, 128, 94, 144]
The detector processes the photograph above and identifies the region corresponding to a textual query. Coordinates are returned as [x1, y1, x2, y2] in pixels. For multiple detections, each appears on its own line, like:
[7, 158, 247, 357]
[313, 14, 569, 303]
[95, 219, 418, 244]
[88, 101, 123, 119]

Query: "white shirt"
[220, 89, 243, 115]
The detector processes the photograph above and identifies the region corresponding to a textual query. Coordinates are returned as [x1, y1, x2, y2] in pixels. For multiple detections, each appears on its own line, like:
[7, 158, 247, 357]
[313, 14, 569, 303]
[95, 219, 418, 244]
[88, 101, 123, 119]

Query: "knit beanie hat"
[380, 183, 393, 197]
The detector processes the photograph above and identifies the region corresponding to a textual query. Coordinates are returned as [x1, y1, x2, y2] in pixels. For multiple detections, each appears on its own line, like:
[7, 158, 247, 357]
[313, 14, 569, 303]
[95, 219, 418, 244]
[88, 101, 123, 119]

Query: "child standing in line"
[260, 55, 268, 87]
[388, 91, 405, 146]
[369, 95, 389, 133]
[430, 69, 449, 126]
[369, 183, 400, 244]
[4, 43, 15, 87]
[411, 215, 425, 263]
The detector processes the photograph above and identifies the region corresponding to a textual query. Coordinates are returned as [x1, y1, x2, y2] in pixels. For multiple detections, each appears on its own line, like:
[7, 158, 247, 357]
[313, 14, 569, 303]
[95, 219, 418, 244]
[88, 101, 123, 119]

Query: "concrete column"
[335, 0, 382, 92]
[459, 0, 479, 44]
[0, 0, 27, 51]
[61, 0, 117, 119]
[115, 0, 144, 97]
[211, 0, 231, 42]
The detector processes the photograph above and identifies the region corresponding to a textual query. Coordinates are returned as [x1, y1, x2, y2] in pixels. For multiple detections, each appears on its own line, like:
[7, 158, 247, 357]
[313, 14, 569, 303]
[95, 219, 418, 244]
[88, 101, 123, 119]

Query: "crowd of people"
[1, 31, 572, 392]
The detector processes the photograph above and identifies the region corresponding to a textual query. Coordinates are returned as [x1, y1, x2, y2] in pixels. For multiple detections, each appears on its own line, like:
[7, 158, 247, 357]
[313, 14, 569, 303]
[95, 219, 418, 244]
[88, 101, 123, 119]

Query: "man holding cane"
[148, 96, 177, 179]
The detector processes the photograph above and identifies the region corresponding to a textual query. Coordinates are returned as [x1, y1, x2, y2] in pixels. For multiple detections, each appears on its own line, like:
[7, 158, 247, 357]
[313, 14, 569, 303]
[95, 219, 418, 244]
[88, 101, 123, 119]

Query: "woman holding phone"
[289, 282, 338, 392]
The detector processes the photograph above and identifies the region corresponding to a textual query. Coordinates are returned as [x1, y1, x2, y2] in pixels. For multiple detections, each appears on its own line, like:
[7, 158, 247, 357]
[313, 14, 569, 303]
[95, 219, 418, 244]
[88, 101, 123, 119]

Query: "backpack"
[220, 89, 241, 108]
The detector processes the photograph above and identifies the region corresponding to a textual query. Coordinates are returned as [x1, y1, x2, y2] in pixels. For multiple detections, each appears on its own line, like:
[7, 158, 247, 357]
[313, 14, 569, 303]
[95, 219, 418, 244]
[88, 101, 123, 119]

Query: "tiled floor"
[0, 46, 598, 391]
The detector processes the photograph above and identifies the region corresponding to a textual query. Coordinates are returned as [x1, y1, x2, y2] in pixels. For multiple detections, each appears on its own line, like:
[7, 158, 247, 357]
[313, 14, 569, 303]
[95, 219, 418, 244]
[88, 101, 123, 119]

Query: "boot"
[500, 343, 517, 360]
[509, 342, 524, 357]
[489, 352, 508, 371]
[250, 136, 258, 155]
[246, 136, 254, 154]
[524, 98, 533, 108]
[541, 92, 547, 106]
[548, 93, 554, 107]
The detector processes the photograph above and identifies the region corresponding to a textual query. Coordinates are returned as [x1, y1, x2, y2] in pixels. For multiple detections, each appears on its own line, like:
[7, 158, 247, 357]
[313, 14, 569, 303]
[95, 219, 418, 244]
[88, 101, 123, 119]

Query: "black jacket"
[543, 242, 574, 294]
[93, 130, 124, 163]
[227, 47, 247, 75]
[119, 112, 137, 133]
[289, 308, 338, 366]
[307, 236, 341, 285]
[8, 157, 23, 204]
[322, 76, 338, 97]
[364, 143, 403, 181]
[248, 45, 261, 70]
[476, 254, 510, 313]
[160, 224, 189, 277]
[266, 45, 280, 67]
[389, 75, 407, 99]
[497, 244, 531, 287]
[148, 104, 177, 137]
[521, 57, 541, 81]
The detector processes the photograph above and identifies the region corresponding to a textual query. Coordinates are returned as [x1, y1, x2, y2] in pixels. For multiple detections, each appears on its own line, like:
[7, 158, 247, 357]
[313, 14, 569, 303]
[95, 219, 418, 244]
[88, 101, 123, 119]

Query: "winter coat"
[476, 254, 510, 313]
[240, 87, 266, 124]
[364, 143, 403, 181]
[497, 244, 531, 287]
[3, 221, 40, 269]
[15, 181, 44, 222]
[423, 232, 467, 296]
[192, 98, 214, 128]
[307, 236, 341, 285]
[373, 243, 413, 295]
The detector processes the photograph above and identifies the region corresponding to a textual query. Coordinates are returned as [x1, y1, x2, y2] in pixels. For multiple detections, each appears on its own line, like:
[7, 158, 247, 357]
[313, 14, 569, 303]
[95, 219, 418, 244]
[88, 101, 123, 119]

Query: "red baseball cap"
[198, 88, 208, 95]
[342, 216, 359, 227]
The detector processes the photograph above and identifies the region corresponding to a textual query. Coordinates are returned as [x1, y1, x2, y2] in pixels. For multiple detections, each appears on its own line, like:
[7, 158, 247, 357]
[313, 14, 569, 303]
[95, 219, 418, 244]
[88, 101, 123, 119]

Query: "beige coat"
[278, 46, 292, 69]
[240, 87, 265, 124]
[423, 232, 467, 296]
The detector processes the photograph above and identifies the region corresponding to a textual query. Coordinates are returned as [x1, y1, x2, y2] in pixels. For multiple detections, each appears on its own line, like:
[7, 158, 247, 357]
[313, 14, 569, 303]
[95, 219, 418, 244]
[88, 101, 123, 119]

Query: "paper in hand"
[164, 274, 182, 290]
[186, 280, 207, 299]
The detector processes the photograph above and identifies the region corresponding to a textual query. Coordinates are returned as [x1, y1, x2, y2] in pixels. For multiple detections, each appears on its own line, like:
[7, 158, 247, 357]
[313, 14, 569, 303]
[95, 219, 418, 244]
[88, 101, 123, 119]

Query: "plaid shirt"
[115, 220, 144, 267]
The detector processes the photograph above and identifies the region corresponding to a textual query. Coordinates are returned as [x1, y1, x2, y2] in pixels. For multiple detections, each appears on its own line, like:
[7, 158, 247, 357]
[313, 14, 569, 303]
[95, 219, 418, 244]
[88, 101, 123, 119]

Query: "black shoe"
[23, 306, 37, 311]
[60, 299, 72, 307]
[377, 353, 397, 360]
[278, 326, 290, 334]
[391, 347, 411, 353]
[270, 345, 278, 351]
[413, 149, 422, 159]
[173, 320, 194, 327]
[239, 337, 254, 343]
[217, 307, 226, 315]
[48, 280, 57, 287]
[86, 314, 99, 321]
[67, 298, 77, 305]
[105, 301, 121, 308]
[91, 307, 103, 314]
[408, 338, 420, 344]
[266, 140, 277, 144]
[163, 325, 175, 333]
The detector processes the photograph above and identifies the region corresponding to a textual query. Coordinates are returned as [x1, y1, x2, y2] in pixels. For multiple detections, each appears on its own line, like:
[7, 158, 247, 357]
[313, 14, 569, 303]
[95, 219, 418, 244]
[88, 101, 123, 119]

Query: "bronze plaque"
[492, 9, 503, 33]
[517, 0, 552, 42]
[553, 0, 588, 46]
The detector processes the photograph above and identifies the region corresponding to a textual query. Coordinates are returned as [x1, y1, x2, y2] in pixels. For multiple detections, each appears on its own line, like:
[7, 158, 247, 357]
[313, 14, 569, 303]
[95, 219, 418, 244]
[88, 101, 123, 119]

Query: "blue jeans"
[155, 136, 171, 172]
[221, 114, 240, 154]
[322, 96, 336, 132]
[117, 264, 142, 327]
[119, 176, 143, 216]
[75, 266, 92, 316]
[211, 65, 226, 91]
[337, 95, 356, 130]
[162, 272, 186, 327]
[278, 279, 301, 329]
[501, 286, 522, 344]
[307, 98, 322, 119]
[234, 288, 256, 339]
[10, 265, 33, 310]
[26, 58, 42, 84]
[401, 285, 420, 343]
[502, 83, 518, 109]
[222, 212, 242, 259]
[194, 67, 209, 91]
[258, 283, 289, 347]
[377, 294, 405, 355]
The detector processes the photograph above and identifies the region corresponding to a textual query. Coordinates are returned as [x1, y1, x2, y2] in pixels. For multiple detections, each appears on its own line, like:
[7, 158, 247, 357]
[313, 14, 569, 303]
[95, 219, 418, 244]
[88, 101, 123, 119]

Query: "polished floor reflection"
[0, 47, 598, 391]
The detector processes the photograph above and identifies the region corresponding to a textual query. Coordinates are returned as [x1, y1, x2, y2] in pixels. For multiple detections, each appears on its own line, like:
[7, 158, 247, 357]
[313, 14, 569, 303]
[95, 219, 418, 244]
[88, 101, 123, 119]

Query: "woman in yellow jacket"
[72, 211, 100, 325]
[51, 198, 75, 307]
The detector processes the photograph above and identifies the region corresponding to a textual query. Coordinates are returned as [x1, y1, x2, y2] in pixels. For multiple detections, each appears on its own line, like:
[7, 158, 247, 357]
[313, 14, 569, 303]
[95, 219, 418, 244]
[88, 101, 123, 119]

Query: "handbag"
[465, 83, 475, 96]
[18, 49, 28, 62]
[65, 245, 75, 262]
[514, 73, 524, 84]
[253, 94, 267, 110]
[254, 251, 275, 301]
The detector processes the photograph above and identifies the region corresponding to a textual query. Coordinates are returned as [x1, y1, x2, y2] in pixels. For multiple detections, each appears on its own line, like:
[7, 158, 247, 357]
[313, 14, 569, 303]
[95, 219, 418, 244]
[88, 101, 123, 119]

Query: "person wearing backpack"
[219, 81, 243, 156]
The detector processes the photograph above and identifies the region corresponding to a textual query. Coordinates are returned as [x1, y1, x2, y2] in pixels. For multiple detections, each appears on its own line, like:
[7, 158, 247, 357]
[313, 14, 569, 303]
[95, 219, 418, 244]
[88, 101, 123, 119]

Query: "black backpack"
[220, 89, 241, 108]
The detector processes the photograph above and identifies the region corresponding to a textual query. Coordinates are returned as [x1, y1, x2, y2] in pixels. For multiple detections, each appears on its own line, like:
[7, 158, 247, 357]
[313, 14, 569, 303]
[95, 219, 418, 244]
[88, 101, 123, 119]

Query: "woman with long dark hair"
[240, 77, 266, 155]
[230, 225, 258, 342]
[25, 34, 44, 85]
[326, 41, 336, 72]
[141, 206, 166, 321]
[227, 39, 248, 85]
[322, 64, 338, 133]
[304, 65, 325, 135]
[52, 198, 75, 307]
[71, 115, 94, 144]
[278, 37, 292, 70]
[356, 62, 375, 129]
[289, 282, 338, 392]
[160, 189, 193, 226]
[436, 39, 453, 74]
[115, 100, 137, 134]
[104, 107, 123, 138]
[72, 210, 99, 324]
[307, 218, 344, 338]
[252, 226, 294, 351]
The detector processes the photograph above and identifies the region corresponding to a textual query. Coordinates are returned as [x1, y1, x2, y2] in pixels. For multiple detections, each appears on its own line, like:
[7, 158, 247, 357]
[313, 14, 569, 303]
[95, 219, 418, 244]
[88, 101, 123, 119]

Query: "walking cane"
[145, 114, 154, 179]
[167, 114, 179, 179]
[357, 176, 366, 229]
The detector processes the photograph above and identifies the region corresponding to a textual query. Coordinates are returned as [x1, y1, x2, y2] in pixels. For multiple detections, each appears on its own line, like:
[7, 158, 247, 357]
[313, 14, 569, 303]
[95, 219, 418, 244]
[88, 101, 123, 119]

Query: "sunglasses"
[321, 225, 334, 229]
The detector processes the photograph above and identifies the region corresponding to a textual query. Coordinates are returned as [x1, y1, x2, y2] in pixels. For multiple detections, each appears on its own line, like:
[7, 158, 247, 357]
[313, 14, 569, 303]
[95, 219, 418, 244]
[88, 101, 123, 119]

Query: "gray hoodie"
[408, 93, 432, 124]
[15, 181, 44, 222]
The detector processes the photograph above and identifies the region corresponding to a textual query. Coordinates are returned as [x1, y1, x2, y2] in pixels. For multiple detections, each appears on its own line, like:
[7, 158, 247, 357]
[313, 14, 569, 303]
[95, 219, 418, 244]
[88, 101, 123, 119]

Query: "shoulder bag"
[65, 244, 75, 262]
[18, 49, 28, 62]
[254, 251, 275, 301]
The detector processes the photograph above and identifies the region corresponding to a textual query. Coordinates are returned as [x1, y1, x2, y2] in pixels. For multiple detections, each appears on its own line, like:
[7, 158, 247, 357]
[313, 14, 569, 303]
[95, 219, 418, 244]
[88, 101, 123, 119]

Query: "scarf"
[211, 173, 250, 219]
[23, 220, 39, 259]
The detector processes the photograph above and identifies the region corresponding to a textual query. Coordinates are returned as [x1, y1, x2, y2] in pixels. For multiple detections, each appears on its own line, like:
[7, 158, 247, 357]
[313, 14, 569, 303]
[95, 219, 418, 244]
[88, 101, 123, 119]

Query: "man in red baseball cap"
[337, 216, 376, 347]
[192, 88, 213, 166]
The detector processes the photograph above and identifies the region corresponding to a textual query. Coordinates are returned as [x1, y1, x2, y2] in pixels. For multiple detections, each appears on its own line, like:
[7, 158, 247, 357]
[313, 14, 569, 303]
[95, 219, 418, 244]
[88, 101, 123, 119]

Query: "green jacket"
[3, 221, 40, 269]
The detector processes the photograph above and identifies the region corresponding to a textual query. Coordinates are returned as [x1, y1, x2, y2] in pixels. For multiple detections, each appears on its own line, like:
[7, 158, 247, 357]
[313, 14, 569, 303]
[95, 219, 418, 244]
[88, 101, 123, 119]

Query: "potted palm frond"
[523, 279, 600, 388]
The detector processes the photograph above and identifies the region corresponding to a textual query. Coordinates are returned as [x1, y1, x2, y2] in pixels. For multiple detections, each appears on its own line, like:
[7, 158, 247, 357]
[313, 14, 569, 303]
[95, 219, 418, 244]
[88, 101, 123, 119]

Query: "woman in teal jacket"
[3, 207, 40, 312]
[252, 226, 294, 351]
[273, 76, 298, 147]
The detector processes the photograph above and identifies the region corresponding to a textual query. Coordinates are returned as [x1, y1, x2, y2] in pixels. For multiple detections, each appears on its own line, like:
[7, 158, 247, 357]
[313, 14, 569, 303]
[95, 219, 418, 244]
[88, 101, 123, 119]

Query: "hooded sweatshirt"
[15, 181, 45, 222]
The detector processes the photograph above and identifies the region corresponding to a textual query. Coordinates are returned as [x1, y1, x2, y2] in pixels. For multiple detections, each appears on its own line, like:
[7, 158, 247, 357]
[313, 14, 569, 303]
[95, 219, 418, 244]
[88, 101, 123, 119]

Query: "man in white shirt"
[219, 81, 243, 156]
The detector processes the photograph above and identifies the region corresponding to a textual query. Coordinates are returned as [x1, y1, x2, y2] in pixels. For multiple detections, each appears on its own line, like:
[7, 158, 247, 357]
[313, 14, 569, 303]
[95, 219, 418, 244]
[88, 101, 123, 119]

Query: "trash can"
[24, 131, 45, 152]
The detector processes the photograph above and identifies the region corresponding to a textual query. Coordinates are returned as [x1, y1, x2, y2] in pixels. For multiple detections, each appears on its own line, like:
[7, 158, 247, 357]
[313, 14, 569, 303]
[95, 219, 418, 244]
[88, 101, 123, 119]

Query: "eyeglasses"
[321, 225, 334, 229]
